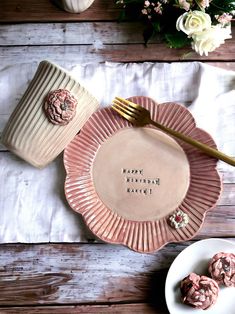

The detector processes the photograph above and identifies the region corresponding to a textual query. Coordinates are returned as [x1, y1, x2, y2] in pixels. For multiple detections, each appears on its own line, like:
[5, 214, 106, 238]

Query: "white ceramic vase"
[58, 0, 95, 13]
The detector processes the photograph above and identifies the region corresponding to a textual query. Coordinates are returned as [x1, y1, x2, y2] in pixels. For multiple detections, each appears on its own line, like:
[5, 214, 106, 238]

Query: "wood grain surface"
[0, 0, 235, 313]
[0, 0, 119, 22]
[0, 240, 232, 308]
[0, 1, 234, 63]
[0, 304, 158, 314]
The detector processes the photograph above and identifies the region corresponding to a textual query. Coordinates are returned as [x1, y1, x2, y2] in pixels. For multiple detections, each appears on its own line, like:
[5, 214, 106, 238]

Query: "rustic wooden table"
[0, 1, 235, 313]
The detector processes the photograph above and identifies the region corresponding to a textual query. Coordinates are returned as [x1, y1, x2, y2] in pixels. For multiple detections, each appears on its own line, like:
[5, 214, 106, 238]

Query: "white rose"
[191, 24, 232, 56]
[176, 10, 211, 36]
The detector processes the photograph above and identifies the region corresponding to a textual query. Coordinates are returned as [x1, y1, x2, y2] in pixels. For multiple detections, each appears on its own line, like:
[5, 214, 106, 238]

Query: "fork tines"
[115, 97, 141, 109]
[112, 97, 139, 123]
[112, 97, 143, 113]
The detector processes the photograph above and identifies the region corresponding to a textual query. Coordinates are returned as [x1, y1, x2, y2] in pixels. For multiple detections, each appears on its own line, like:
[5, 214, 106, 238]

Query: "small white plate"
[165, 238, 235, 313]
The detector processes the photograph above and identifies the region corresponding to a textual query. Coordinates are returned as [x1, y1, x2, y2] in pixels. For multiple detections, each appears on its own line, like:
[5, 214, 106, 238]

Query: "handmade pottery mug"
[2, 60, 99, 168]
[55, 0, 95, 13]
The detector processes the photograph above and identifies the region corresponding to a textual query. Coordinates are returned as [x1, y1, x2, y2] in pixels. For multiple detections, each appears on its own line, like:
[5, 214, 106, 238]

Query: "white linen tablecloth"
[0, 61, 235, 243]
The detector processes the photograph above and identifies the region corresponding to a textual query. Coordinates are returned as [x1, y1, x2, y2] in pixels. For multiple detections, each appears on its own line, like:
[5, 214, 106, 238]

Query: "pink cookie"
[180, 273, 219, 310]
[209, 252, 235, 287]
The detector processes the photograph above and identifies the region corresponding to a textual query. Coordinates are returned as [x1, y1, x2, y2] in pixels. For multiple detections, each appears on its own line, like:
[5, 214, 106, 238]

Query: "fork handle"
[150, 119, 235, 166]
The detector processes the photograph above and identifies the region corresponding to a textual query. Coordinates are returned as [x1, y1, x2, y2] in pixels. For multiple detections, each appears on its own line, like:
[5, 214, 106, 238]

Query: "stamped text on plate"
[122, 168, 160, 195]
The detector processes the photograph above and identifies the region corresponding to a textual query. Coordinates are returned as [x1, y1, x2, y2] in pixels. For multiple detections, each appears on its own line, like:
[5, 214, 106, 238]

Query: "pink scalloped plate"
[64, 96, 222, 253]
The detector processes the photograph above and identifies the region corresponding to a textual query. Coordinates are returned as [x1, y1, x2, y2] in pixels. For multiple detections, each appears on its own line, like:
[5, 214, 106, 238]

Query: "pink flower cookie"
[44, 89, 77, 125]
[180, 273, 219, 310]
[208, 252, 235, 287]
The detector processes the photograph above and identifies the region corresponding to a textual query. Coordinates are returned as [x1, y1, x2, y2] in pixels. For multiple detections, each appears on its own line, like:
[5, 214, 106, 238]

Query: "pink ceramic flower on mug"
[180, 273, 219, 310]
[209, 252, 235, 287]
[44, 89, 77, 126]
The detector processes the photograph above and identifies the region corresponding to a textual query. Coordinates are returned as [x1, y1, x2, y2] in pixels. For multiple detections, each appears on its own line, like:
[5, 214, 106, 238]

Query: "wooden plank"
[0, 304, 159, 314]
[0, 240, 233, 306]
[0, 0, 119, 23]
[0, 242, 179, 306]
[0, 45, 104, 65]
[0, 44, 235, 67]
[199, 205, 235, 238]
[98, 42, 235, 62]
[1, 23, 234, 50]
[218, 184, 235, 205]
[0, 22, 147, 45]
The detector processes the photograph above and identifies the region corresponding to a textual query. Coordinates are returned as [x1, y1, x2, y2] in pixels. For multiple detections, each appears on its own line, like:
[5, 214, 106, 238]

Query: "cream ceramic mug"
[2, 60, 99, 168]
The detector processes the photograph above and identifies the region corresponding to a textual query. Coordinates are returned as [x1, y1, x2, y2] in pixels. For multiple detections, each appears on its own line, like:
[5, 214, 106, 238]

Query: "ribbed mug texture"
[2, 60, 99, 168]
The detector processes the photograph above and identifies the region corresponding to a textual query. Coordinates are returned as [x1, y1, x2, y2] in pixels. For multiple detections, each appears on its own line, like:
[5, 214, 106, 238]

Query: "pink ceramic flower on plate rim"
[64, 96, 222, 253]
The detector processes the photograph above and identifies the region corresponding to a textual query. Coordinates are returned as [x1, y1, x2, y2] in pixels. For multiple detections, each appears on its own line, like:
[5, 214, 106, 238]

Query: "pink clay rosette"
[44, 89, 77, 125]
[208, 252, 235, 287]
[180, 273, 219, 310]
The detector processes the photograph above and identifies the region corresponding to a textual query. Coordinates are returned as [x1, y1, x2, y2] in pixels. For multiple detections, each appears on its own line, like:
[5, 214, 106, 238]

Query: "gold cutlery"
[112, 97, 235, 166]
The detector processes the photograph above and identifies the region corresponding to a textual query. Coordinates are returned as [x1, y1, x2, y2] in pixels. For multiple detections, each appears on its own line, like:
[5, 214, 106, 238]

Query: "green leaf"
[152, 21, 161, 33]
[117, 9, 126, 22]
[164, 31, 190, 49]
[208, 0, 235, 14]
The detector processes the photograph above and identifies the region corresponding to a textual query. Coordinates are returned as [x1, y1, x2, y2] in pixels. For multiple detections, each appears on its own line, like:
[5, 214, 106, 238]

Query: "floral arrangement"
[115, 0, 235, 56]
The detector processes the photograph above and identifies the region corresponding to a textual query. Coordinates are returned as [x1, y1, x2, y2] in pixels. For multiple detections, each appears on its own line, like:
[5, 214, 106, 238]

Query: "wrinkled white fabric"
[0, 61, 234, 242]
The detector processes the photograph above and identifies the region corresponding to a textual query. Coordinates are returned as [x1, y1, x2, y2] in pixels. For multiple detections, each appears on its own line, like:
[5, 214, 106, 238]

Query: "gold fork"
[112, 97, 235, 166]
